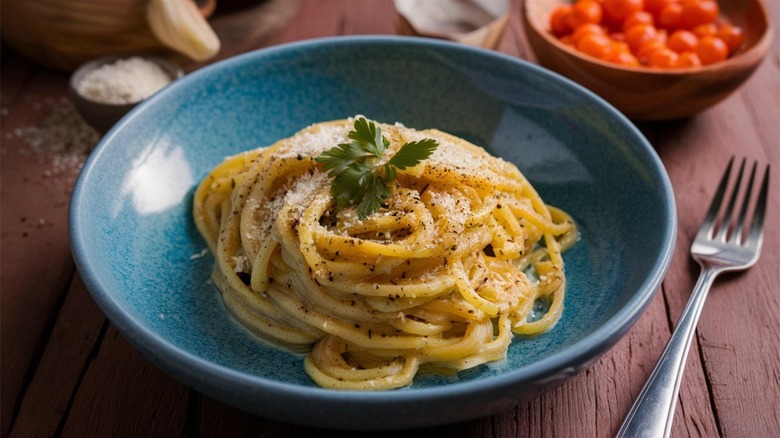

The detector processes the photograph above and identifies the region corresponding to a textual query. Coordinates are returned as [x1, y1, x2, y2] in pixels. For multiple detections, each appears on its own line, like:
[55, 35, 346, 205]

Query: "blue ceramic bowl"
[70, 36, 676, 430]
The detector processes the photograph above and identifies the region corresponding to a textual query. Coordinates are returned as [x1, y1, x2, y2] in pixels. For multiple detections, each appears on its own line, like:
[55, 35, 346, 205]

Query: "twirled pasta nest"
[193, 118, 576, 390]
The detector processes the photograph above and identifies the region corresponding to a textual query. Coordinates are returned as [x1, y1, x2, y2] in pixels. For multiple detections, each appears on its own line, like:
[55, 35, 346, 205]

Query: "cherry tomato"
[636, 40, 667, 64]
[625, 23, 659, 51]
[622, 11, 654, 32]
[667, 30, 699, 53]
[657, 28, 669, 44]
[572, 23, 607, 45]
[717, 24, 744, 54]
[658, 2, 684, 29]
[692, 23, 718, 38]
[610, 32, 627, 42]
[611, 40, 632, 54]
[577, 33, 614, 58]
[568, 0, 604, 28]
[602, 51, 641, 66]
[644, 0, 675, 14]
[673, 51, 703, 68]
[550, 5, 574, 36]
[681, 0, 719, 29]
[648, 48, 679, 68]
[603, 0, 644, 22]
[695, 35, 728, 64]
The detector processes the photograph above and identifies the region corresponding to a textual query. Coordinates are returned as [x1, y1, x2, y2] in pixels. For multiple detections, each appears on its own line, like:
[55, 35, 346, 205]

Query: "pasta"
[193, 118, 577, 390]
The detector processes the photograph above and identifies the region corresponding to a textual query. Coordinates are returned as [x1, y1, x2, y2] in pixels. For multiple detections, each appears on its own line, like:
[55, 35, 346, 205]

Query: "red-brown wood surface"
[2, 1, 778, 437]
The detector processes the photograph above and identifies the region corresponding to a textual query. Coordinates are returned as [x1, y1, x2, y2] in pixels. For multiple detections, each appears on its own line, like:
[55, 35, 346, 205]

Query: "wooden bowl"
[522, 0, 773, 120]
[0, 0, 216, 71]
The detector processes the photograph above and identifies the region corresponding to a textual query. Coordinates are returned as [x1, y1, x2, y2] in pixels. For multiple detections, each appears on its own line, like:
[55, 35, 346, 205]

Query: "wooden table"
[2, 1, 778, 436]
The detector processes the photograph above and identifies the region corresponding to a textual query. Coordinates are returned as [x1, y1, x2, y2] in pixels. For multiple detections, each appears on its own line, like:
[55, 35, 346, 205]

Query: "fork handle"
[616, 266, 720, 438]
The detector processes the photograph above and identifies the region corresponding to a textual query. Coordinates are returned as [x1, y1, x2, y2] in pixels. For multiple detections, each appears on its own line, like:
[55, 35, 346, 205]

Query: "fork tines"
[702, 156, 770, 248]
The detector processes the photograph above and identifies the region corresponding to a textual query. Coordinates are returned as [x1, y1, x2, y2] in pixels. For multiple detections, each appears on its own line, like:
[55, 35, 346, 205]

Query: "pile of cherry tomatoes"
[549, 0, 744, 68]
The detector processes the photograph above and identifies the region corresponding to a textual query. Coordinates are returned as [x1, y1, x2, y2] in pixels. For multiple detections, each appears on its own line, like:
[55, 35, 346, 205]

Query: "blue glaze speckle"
[70, 36, 675, 430]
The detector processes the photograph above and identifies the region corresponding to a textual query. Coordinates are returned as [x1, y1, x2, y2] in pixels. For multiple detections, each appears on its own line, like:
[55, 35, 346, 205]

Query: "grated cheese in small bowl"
[77, 57, 173, 105]
[68, 55, 183, 133]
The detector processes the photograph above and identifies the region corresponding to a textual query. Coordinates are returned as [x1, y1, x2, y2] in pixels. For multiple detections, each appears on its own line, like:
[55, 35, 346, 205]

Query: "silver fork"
[617, 157, 770, 438]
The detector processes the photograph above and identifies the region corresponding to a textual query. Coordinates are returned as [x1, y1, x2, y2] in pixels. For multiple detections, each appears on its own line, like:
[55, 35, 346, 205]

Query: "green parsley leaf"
[387, 138, 439, 170]
[317, 141, 372, 177]
[356, 172, 390, 219]
[331, 164, 370, 209]
[348, 117, 386, 158]
[315, 118, 439, 219]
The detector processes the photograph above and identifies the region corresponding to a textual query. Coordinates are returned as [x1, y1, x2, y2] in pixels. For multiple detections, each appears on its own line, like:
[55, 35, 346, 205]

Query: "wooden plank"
[197, 394, 256, 437]
[652, 39, 780, 435]
[341, 0, 397, 35]
[0, 71, 97, 437]
[8, 275, 106, 438]
[252, 421, 480, 438]
[642, 168, 720, 438]
[686, 48, 779, 436]
[59, 325, 189, 437]
[0, 51, 37, 107]
[638, 128, 727, 437]
[527, 365, 597, 437]
[270, 0, 344, 43]
[593, 289, 678, 436]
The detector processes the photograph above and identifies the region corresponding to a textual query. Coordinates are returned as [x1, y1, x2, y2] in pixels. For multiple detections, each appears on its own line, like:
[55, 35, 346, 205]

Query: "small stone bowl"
[69, 54, 183, 133]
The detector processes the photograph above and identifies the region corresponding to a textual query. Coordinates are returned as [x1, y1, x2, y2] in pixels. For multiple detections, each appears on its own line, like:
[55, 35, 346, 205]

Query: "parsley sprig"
[316, 117, 439, 219]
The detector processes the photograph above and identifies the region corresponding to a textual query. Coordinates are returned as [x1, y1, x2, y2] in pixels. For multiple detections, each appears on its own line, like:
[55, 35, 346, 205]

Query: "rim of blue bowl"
[70, 35, 677, 427]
